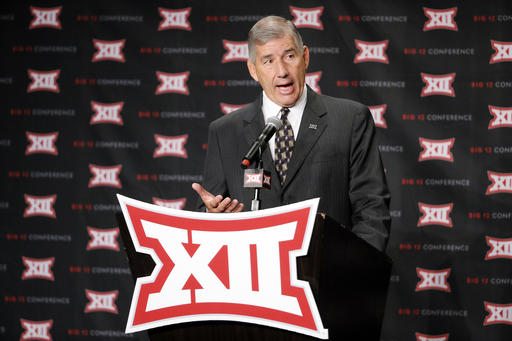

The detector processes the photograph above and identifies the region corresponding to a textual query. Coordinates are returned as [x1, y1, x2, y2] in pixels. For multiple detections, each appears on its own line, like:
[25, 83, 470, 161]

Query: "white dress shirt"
[261, 85, 307, 160]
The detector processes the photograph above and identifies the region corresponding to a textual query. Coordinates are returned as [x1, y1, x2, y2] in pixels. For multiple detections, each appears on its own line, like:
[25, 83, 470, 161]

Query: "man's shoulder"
[210, 99, 258, 129]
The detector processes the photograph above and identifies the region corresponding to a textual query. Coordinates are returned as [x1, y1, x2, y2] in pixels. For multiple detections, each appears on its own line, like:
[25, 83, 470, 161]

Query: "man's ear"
[247, 60, 259, 82]
[303, 45, 310, 70]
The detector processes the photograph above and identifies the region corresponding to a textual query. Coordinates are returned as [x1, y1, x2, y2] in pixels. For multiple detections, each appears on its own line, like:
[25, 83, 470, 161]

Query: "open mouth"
[276, 82, 294, 94]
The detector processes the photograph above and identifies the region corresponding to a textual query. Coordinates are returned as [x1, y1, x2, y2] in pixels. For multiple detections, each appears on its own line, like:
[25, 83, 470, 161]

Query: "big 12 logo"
[117, 195, 328, 339]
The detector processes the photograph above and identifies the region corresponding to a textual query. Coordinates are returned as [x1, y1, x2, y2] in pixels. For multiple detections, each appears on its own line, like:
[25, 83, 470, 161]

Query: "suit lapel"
[282, 87, 328, 190]
[242, 95, 283, 194]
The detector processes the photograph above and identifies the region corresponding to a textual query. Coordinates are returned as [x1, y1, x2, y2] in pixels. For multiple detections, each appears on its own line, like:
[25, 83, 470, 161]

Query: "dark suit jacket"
[200, 87, 391, 251]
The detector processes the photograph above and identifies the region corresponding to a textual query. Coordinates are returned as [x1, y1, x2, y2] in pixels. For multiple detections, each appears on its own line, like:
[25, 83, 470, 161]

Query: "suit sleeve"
[196, 121, 229, 211]
[348, 107, 391, 251]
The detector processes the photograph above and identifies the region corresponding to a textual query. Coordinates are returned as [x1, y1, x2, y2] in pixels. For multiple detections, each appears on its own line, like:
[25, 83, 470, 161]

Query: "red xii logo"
[419, 138, 455, 162]
[485, 236, 512, 260]
[423, 7, 458, 31]
[87, 227, 120, 251]
[27, 69, 60, 93]
[490, 41, 512, 64]
[85, 289, 119, 313]
[20, 319, 53, 341]
[118, 195, 327, 338]
[416, 268, 451, 292]
[29, 6, 62, 29]
[486, 171, 512, 194]
[290, 6, 324, 30]
[89, 164, 122, 188]
[354, 40, 389, 64]
[158, 7, 192, 31]
[417, 203, 453, 227]
[26, 131, 58, 155]
[421, 73, 455, 97]
[92, 39, 126, 62]
[222, 40, 248, 63]
[484, 302, 512, 325]
[155, 71, 190, 95]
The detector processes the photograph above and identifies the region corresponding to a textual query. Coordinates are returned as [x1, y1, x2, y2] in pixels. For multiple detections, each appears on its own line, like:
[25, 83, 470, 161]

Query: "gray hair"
[248, 16, 304, 63]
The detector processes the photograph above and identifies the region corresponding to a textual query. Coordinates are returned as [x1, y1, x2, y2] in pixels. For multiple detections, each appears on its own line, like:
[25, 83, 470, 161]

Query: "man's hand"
[192, 183, 244, 213]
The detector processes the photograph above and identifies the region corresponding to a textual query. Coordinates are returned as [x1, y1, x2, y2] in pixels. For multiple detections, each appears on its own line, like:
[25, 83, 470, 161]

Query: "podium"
[118, 212, 391, 341]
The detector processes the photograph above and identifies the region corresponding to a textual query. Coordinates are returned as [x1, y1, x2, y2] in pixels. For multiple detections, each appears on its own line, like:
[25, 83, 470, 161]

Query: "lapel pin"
[309, 123, 317, 130]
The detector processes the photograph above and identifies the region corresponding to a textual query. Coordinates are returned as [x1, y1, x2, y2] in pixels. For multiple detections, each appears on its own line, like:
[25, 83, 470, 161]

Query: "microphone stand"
[242, 146, 271, 211]
[251, 147, 263, 211]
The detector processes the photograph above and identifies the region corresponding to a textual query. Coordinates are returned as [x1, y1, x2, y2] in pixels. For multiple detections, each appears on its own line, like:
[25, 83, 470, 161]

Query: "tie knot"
[280, 107, 290, 118]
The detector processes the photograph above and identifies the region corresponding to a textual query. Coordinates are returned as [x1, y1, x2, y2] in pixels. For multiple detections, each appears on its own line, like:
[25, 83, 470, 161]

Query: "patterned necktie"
[274, 107, 295, 185]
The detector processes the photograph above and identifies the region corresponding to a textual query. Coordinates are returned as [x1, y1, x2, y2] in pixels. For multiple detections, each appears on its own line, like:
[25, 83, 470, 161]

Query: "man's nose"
[275, 60, 288, 77]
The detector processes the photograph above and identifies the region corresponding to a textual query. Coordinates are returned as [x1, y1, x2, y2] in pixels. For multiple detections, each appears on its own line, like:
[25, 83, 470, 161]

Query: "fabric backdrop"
[2, 1, 512, 340]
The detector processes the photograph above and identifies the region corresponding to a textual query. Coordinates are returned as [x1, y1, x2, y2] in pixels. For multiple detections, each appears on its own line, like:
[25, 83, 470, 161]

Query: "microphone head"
[266, 116, 282, 130]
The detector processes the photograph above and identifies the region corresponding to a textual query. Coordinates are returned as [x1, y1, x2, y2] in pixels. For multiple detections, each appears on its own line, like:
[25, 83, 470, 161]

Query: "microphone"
[240, 116, 282, 168]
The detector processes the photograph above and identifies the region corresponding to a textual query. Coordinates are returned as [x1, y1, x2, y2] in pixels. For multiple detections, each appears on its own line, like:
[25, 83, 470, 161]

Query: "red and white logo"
[158, 7, 192, 31]
[24, 194, 57, 218]
[85, 289, 119, 313]
[153, 197, 187, 210]
[486, 171, 512, 195]
[90, 101, 124, 125]
[418, 203, 453, 227]
[305, 72, 322, 94]
[220, 102, 249, 115]
[154, 134, 188, 158]
[490, 40, 512, 64]
[415, 332, 450, 341]
[368, 105, 387, 128]
[290, 6, 324, 30]
[117, 195, 327, 338]
[419, 138, 455, 162]
[92, 39, 126, 63]
[89, 164, 122, 188]
[87, 227, 120, 251]
[22, 257, 55, 281]
[222, 40, 248, 63]
[488, 105, 512, 129]
[416, 268, 451, 292]
[27, 69, 60, 93]
[156, 71, 190, 95]
[421, 73, 455, 97]
[29, 6, 62, 30]
[484, 302, 512, 325]
[423, 7, 457, 31]
[20, 319, 53, 341]
[26, 131, 58, 155]
[354, 40, 389, 64]
[485, 236, 512, 260]
[245, 173, 262, 185]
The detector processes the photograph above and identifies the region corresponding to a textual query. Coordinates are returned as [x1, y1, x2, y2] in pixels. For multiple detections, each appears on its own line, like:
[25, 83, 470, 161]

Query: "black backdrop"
[2, 1, 512, 340]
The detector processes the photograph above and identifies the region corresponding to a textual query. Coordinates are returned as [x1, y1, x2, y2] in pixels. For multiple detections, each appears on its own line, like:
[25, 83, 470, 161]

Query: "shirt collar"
[262, 85, 308, 119]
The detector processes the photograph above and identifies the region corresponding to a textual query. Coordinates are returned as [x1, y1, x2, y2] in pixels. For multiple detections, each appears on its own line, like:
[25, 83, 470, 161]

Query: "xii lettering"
[486, 237, 512, 260]
[143, 221, 300, 312]
[490, 41, 512, 64]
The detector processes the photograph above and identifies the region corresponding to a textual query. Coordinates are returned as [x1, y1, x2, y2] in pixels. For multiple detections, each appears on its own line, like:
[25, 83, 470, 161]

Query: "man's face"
[247, 35, 309, 108]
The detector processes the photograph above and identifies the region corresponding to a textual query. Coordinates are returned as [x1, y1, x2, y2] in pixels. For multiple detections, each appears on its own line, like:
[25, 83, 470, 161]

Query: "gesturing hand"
[192, 183, 244, 213]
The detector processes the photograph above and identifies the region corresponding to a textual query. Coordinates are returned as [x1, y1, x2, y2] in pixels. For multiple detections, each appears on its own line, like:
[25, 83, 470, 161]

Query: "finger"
[233, 202, 244, 213]
[224, 199, 239, 213]
[216, 197, 232, 212]
[191, 183, 213, 201]
[205, 196, 222, 211]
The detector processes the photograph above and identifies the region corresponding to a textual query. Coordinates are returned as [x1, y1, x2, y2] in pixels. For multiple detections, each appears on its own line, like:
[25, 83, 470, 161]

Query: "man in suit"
[192, 16, 390, 251]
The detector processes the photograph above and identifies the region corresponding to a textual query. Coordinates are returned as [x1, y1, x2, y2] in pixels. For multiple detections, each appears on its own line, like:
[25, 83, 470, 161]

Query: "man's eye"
[264, 59, 272, 64]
